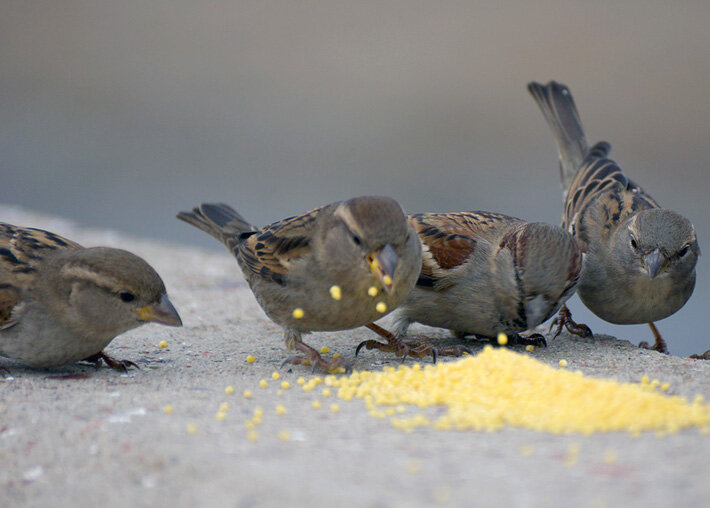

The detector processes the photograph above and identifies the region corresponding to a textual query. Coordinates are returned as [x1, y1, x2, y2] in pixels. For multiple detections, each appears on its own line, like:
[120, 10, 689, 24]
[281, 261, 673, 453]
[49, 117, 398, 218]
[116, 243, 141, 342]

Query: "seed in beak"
[329, 285, 342, 300]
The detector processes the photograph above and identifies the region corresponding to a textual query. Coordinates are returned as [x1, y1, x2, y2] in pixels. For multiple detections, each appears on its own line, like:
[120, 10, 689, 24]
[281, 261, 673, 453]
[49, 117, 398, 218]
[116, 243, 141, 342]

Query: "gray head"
[502, 222, 582, 328]
[319, 196, 414, 292]
[617, 209, 699, 280]
[36, 247, 182, 336]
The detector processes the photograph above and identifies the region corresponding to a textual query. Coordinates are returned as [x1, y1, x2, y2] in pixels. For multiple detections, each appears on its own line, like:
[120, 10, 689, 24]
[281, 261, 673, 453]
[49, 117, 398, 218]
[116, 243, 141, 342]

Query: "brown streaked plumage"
[0, 222, 182, 370]
[528, 80, 700, 355]
[177, 196, 422, 371]
[356, 211, 582, 359]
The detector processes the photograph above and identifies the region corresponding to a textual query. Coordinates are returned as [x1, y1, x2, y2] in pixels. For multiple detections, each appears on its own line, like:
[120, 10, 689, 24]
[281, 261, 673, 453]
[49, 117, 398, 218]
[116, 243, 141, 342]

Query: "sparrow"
[528, 80, 700, 355]
[177, 196, 422, 371]
[0, 222, 182, 371]
[357, 211, 583, 359]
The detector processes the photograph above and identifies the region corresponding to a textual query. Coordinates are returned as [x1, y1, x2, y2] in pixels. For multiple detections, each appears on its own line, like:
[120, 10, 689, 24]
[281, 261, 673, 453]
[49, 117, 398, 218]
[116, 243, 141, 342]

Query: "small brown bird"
[528, 80, 700, 355]
[0, 222, 182, 370]
[177, 197, 422, 371]
[357, 211, 582, 359]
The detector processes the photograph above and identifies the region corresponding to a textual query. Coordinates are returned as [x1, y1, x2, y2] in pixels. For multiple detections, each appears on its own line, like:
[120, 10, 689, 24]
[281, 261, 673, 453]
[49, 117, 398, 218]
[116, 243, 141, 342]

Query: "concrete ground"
[1, 205, 709, 508]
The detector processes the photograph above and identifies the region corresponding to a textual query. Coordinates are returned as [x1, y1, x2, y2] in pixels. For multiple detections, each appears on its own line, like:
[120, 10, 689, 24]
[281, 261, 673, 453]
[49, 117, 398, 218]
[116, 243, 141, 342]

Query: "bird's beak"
[366, 243, 399, 294]
[135, 294, 183, 326]
[643, 249, 667, 279]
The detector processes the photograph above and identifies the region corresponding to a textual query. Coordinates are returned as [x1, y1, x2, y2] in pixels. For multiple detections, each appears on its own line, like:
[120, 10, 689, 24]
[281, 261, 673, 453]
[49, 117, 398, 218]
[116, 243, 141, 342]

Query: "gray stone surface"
[1, 206, 709, 508]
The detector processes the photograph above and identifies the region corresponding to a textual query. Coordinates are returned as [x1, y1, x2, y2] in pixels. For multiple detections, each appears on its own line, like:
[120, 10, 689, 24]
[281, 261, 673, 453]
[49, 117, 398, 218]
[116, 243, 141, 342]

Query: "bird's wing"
[409, 211, 519, 290]
[563, 142, 660, 252]
[0, 223, 82, 328]
[238, 205, 328, 286]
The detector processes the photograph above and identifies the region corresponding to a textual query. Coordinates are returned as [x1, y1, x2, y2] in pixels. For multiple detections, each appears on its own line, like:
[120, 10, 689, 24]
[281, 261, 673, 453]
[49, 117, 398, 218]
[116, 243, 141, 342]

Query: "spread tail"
[528, 81, 589, 194]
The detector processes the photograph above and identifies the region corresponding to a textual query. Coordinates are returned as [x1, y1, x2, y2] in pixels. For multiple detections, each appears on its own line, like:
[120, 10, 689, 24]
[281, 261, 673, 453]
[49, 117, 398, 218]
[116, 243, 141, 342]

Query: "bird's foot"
[459, 332, 547, 348]
[513, 333, 548, 348]
[82, 352, 139, 372]
[639, 322, 669, 355]
[357, 323, 471, 363]
[639, 341, 669, 354]
[689, 350, 710, 360]
[358, 323, 436, 362]
[548, 305, 592, 339]
[282, 343, 346, 373]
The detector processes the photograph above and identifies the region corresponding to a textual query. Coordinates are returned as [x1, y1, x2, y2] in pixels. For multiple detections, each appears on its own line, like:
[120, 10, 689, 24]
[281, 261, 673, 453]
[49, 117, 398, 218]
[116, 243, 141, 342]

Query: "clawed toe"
[101, 354, 139, 372]
[355, 339, 389, 357]
[514, 333, 547, 348]
[689, 350, 710, 360]
[286, 344, 346, 373]
[434, 344, 473, 357]
[356, 337, 436, 362]
[639, 323, 669, 355]
[81, 352, 139, 372]
[638, 341, 670, 355]
[549, 305, 592, 339]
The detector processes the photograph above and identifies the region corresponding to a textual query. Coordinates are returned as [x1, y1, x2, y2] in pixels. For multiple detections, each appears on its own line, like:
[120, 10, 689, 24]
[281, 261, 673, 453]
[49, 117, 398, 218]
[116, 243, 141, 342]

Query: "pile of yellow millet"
[328, 346, 710, 435]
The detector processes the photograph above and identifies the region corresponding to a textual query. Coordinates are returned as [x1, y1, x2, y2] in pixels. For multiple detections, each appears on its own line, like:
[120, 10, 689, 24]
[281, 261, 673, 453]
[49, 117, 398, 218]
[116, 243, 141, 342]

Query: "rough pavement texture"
[1, 205, 709, 507]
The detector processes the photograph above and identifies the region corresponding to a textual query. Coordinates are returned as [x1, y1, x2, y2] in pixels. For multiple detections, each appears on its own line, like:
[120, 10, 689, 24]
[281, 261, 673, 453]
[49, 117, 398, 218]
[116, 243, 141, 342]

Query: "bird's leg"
[281, 329, 345, 373]
[689, 350, 710, 360]
[355, 323, 470, 362]
[638, 322, 669, 354]
[548, 304, 592, 339]
[82, 352, 139, 372]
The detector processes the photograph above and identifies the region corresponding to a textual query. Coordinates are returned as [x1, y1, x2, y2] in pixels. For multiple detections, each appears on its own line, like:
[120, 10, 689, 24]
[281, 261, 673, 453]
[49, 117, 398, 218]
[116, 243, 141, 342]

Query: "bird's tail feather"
[177, 203, 256, 247]
[528, 81, 589, 194]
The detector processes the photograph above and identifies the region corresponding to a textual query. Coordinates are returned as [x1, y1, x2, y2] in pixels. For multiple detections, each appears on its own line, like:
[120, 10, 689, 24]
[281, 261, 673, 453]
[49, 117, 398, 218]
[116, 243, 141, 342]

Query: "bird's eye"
[678, 244, 690, 257]
[352, 234, 362, 246]
[119, 291, 136, 303]
[630, 236, 638, 250]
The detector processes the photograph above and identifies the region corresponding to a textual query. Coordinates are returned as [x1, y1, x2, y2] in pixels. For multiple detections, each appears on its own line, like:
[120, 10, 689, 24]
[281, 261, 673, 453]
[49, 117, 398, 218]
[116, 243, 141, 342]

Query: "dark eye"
[678, 245, 690, 257]
[630, 236, 638, 250]
[352, 234, 362, 246]
[119, 291, 135, 303]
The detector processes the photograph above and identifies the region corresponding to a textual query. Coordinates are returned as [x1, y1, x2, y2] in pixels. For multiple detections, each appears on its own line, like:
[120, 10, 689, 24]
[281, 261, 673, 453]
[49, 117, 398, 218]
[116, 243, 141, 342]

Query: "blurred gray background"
[1, 1, 708, 355]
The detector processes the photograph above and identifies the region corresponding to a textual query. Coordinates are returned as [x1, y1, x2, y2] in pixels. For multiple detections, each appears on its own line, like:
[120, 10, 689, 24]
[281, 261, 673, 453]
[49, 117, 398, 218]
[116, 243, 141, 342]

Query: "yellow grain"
[328, 347, 710, 435]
